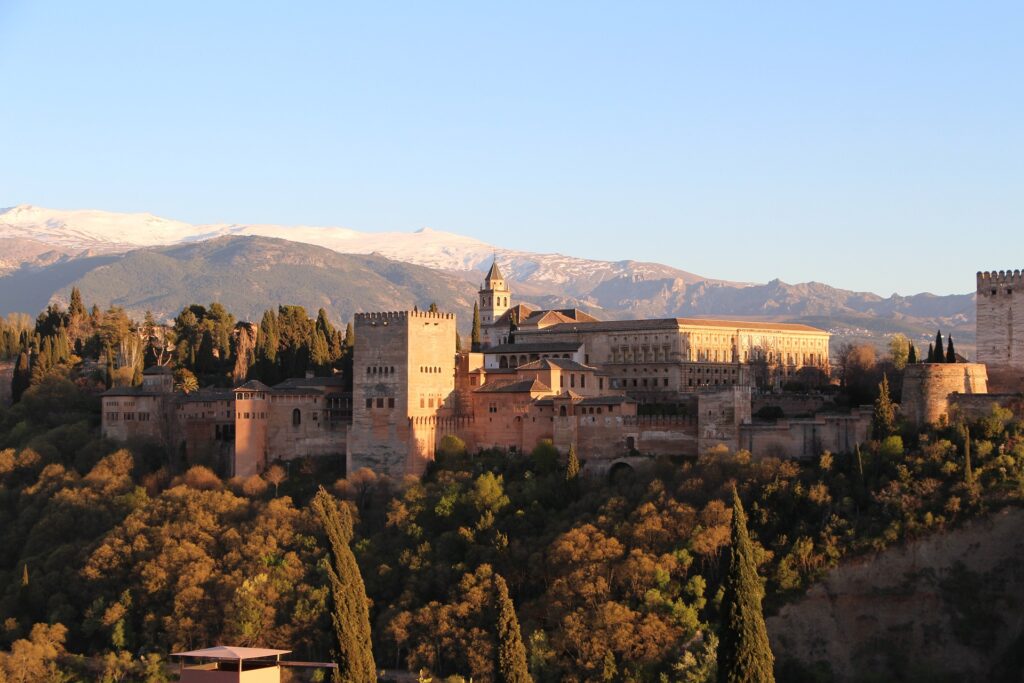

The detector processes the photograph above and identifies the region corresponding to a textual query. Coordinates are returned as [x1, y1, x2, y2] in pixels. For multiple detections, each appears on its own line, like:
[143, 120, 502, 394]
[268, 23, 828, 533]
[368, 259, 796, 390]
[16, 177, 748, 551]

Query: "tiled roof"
[177, 389, 234, 403]
[101, 386, 163, 397]
[475, 379, 552, 394]
[235, 380, 271, 391]
[483, 342, 582, 353]
[517, 317, 827, 334]
[516, 358, 598, 372]
[485, 259, 505, 282]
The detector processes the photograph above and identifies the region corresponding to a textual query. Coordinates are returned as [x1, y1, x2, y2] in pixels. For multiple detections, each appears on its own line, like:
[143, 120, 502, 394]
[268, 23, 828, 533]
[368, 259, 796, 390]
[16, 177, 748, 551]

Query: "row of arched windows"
[367, 366, 395, 375]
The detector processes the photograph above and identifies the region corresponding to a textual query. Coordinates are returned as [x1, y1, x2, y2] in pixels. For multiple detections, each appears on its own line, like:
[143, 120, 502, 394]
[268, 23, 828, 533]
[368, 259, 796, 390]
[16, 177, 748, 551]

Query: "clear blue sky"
[1, 2, 1020, 296]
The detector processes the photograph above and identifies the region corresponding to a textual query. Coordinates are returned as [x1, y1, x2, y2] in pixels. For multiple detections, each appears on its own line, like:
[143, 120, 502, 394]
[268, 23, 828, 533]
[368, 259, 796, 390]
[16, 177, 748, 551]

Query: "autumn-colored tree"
[263, 464, 287, 497]
[312, 487, 377, 682]
[717, 488, 774, 683]
[494, 574, 532, 683]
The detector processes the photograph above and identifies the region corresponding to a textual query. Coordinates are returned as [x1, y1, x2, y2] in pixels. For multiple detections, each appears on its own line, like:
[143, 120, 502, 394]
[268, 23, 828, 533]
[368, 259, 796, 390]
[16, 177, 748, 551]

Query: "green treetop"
[872, 374, 896, 440]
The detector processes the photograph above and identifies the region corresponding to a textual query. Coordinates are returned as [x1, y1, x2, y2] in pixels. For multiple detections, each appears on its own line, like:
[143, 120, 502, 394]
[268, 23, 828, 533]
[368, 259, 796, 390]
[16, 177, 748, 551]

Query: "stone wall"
[739, 408, 872, 460]
[752, 392, 837, 418]
[948, 393, 1024, 423]
[697, 386, 752, 453]
[900, 363, 989, 428]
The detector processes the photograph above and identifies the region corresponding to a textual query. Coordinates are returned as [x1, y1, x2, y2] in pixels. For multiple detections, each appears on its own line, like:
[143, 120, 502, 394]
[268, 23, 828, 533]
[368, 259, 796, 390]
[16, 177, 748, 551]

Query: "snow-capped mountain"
[0, 204, 976, 353]
[0, 204, 710, 297]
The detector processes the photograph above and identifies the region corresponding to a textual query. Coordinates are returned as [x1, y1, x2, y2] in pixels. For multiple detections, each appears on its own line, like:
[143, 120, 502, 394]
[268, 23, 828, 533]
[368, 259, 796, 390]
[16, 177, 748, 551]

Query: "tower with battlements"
[977, 270, 1024, 391]
[347, 310, 457, 476]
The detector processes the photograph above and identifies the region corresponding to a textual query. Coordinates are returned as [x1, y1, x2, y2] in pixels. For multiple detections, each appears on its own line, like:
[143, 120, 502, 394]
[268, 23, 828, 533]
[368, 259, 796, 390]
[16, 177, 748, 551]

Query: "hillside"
[30, 236, 476, 324]
[770, 507, 1024, 682]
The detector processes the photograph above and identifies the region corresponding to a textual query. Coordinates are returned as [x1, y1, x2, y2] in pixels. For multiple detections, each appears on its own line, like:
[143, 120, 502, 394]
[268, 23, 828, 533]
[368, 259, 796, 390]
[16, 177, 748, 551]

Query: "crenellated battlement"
[355, 310, 456, 323]
[978, 270, 1023, 290]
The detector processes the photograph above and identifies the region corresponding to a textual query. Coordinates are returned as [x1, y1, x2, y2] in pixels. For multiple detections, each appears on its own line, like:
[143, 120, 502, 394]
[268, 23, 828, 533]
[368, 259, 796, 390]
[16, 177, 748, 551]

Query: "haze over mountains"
[0, 205, 976, 352]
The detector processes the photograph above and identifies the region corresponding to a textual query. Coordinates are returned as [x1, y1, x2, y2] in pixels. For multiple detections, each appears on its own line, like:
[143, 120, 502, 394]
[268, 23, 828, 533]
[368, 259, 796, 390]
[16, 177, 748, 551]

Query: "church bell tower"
[479, 258, 511, 325]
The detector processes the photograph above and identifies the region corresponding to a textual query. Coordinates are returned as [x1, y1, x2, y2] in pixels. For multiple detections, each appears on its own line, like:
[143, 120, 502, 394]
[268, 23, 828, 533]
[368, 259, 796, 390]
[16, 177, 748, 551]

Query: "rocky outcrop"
[769, 507, 1024, 682]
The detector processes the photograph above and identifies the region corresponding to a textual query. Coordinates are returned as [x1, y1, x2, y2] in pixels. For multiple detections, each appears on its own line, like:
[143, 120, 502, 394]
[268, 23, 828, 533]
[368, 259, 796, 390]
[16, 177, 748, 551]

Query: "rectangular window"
[599, 378, 604, 390]
[377, 398, 384, 408]
[388, 398, 395, 408]
[571, 374, 575, 388]
[581, 375, 586, 388]
[428, 398, 434, 408]
[366, 398, 373, 409]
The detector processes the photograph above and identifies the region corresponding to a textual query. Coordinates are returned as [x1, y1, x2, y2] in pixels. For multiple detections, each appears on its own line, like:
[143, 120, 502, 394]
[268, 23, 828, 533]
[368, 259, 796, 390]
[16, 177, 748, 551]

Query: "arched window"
[559, 405, 568, 417]
[292, 408, 301, 426]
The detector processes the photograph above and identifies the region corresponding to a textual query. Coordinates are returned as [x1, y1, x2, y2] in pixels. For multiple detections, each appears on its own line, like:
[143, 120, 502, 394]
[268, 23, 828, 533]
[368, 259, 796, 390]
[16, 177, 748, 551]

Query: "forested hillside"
[0, 296, 1021, 681]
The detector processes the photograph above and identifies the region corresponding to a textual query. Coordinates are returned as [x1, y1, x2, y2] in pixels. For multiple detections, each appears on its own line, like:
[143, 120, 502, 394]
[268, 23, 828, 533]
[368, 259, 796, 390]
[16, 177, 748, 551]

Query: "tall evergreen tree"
[344, 322, 355, 350]
[926, 343, 934, 363]
[68, 287, 87, 320]
[12, 351, 31, 402]
[872, 374, 896, 439]
[717, 488, 775, 683]
[946, 335, 957, 363]
[907, 343, 917, 364]
[933, 330, 944, 362]
[565, 445, 580, 482]
[471, 302, 481, 352]
[494, 574, 532, 683]
[963, 425, 973, 487]
[428, 302, 439, 313]
[311, 487, 377, 683]
[716, 489, 770, 679]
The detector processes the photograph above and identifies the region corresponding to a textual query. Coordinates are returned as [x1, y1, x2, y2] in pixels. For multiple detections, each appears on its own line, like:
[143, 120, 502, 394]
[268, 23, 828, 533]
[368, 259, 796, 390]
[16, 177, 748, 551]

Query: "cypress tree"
[946, 335, 956, 363]
[472, 302, 482, 351]
[963, 425, 973, 487]
[717, 488, 775, 683]
[105, 345, 115, 389]
[311, 487, 377, 682]
[344, 322, 355, 350]
[927, 343, 934, 364]
[872, 374, 896, 440]
[428, 302, 439, 313]
[455, 333, 462, 353]
[12, 351, 30, 402]
[933, 331, 944, 362]
[907, 343, 917, 364]
[494, 574, 532, 683]
[565, 445, 580, 482]
[21, 563, 28, 588]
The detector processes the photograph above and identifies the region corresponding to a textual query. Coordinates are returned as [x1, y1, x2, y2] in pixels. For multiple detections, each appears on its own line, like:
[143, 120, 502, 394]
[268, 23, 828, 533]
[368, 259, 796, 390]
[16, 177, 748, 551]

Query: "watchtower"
[977, 269, 1024, 390]
[348, 310, 457, 476]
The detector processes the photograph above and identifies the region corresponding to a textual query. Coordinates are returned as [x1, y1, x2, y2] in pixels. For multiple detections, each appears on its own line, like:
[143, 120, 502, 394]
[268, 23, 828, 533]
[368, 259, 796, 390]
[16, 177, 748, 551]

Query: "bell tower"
[479, 258, 511, 325]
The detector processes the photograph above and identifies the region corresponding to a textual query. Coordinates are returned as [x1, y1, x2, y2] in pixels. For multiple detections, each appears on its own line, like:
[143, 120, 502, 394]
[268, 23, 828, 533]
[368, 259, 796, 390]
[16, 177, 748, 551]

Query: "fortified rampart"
[900, 363, 989, 428]
[739, 408, 872, 460]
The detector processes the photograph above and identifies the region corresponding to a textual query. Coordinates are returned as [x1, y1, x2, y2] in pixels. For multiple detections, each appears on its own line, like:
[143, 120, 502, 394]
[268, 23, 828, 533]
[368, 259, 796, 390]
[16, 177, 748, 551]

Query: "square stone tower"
[977, 270, 1024, 390]
[347, 310, 457, 477]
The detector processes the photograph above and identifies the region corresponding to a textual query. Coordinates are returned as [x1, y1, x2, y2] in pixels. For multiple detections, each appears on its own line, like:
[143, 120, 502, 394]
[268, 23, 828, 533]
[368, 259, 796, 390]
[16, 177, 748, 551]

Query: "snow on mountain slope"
[0, 205, 712, 295]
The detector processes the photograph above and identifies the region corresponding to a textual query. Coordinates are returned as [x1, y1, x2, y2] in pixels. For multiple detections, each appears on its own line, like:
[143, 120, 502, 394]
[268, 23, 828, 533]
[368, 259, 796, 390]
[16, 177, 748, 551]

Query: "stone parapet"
[900, 363, 989, 428]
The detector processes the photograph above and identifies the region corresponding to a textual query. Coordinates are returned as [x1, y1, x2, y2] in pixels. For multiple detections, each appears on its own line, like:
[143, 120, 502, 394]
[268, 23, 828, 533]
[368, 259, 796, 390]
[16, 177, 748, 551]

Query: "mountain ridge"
[0, 205, 976, 352]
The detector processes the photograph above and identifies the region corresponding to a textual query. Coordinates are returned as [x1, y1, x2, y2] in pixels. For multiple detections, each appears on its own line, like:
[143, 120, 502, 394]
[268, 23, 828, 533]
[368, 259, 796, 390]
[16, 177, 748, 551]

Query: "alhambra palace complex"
[100, 267, 1024, 479]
